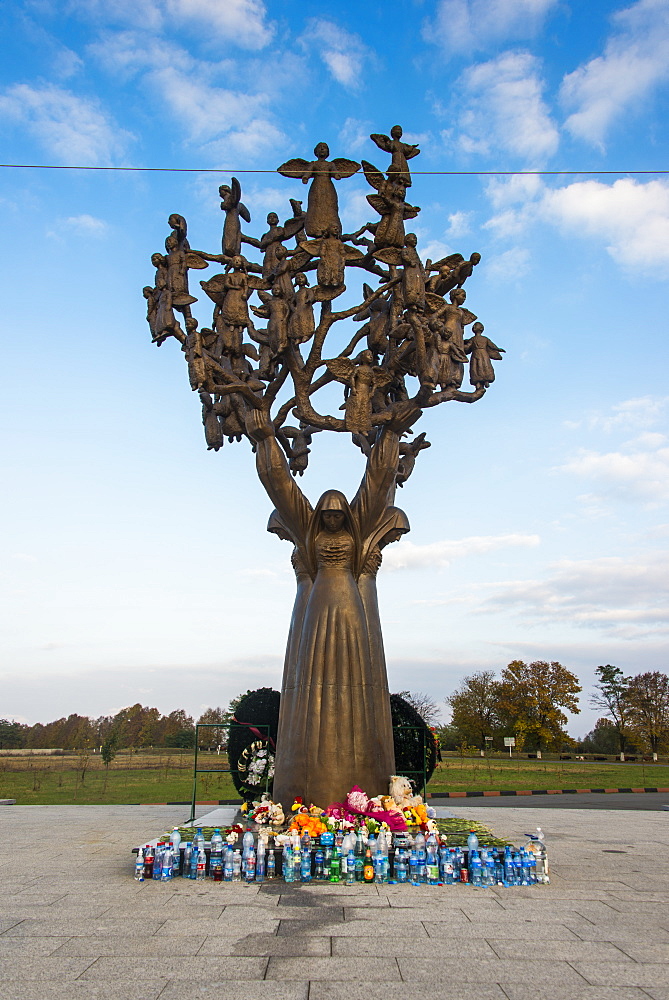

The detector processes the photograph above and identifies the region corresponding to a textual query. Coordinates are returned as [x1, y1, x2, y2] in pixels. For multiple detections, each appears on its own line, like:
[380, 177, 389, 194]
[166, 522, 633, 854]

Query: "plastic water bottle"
[354, 853, 364, 882]
[301, 850, 312, 882]
[426, 840, 439, 885]
[329, 852, 341, 883]
[346, 850, 355, 885]
[142, 845, 154, 880]
[314, 846, 325, 879]
[503, 845, 513, 885]
[266, 848, 275, 880]
[467, 830, 479, 852]
[469, 849, 482, 887]
[209, 845, 223, 881]
[224, 846, 233, 881]
[169, 827, 181, 860]
[210, 829, 223, 852]
[134, 848, 145, 881]
[160, 846, 173, 881]
[196, 846, 206, 881]
[513, 851, 522, 886]
[284, 846, 295, 883]
[189, 844, 199, 879]
[232, 849, 242, 882]
[409, 850, 420, 885]
[182, 842, 192, 878]
[484, 850, 496, 886]
[256, 840, 266, 882]
[193, 828, 205, 853]
[242, 830, 254, 859]
[153, 844, 164, 880]
[244, 850, 256, 883]
[395, 849, 408, 883]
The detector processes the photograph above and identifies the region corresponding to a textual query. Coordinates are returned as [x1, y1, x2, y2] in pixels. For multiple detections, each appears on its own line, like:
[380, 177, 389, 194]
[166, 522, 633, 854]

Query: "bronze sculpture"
[145, 126, 503, 807]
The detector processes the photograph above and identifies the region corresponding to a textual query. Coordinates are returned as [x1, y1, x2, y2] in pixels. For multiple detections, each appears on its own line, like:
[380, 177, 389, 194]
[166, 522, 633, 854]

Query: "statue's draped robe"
[255, 428, 399, 807]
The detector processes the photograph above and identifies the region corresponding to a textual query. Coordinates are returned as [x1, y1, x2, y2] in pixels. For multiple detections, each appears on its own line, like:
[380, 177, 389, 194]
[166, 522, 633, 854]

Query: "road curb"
[428, 787, 669, 798]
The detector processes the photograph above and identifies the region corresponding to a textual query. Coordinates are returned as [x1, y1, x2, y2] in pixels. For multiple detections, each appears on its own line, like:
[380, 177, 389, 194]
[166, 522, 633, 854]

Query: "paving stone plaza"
[1, 804, 668, 1000]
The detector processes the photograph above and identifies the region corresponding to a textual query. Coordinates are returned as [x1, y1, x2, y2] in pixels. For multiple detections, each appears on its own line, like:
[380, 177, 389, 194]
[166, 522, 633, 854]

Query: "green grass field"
[2, 751, 668, 805]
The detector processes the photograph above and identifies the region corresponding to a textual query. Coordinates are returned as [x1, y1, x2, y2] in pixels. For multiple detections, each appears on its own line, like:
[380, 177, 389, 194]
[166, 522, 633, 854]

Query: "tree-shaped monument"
[144, 127, 504, 808]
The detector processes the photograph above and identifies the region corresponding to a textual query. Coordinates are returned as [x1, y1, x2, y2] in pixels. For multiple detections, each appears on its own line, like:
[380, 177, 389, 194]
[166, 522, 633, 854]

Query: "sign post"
[504, 736, 516, 758]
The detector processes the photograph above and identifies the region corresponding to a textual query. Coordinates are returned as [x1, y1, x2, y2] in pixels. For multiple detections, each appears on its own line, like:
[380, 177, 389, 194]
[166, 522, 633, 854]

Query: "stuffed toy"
[389, 774, 423, 809]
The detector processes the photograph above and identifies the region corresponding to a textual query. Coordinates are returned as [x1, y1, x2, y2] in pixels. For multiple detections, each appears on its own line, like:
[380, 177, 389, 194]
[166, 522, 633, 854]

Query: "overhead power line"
[0, 163, 667, 176]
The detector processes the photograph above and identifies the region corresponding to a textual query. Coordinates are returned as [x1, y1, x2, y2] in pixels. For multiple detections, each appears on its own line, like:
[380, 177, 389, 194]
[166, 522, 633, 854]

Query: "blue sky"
[1, 0, 668, 735]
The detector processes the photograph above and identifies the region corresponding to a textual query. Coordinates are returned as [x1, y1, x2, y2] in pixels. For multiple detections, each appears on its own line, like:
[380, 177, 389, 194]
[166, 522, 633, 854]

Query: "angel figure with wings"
[200, 256, 262, 373]
[360, 160, 420, 250]
[297, 225, 365, 289]
[250, 285, 290, 376]
[277, 142, 360, 237]
[327, 350, 393, 436]
[258, 206, 306, 279]
[352, 282, 393, 362]
[425, 287, 476, 390]
[370, 125, 420, 186]
[164, 232, 208, 321]
[464, 321, 505, 389]
[288, 273, 338, 345]
[426, 252, 481, 297]
[219, 178, 254, 258]
[148, 252, 182, 345]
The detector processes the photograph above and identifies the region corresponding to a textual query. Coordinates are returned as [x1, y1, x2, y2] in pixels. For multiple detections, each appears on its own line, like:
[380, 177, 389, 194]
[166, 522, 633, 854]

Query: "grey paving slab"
[332, 935, 499, 957]
[0, 957, 97, 980]
[4, 917, 168, 936]
[0, 984, 167, 1000]
[78, 955, 269, 980]
[488, 940, 634, 961]
[424, 920, 582, 940]
[265, 956, 399, 980]
[576, 963, 669, 987]
[52, 934, 207, 956]
[309, 987, 507, 1000]
[277, 917, 428, 936]
[0, 937, 72, 956]
[159, 982, 309, 1000]
[198, 932, 332, 956]
[398, 957, 589, 985]
[615, 942, 669, 962]
[500, 988, 651, 1000]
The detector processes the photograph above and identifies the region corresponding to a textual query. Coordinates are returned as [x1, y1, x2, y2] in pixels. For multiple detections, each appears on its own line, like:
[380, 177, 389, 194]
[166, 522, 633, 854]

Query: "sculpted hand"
[388, 400, 422, 435]
[245, 407, 274, 441]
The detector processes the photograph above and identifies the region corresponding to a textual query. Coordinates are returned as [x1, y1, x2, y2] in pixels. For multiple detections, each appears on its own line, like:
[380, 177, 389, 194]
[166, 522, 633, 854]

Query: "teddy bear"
[389, 774, 424, 809]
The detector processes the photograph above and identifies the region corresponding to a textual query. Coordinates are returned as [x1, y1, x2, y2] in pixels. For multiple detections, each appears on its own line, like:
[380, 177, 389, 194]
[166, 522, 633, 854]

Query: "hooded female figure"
[248, 410, 399, 807]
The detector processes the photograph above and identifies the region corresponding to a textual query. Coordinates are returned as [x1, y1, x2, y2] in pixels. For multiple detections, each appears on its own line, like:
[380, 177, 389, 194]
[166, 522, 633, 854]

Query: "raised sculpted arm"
[246, 409, 313, 548]
[351, 425, 400, 544]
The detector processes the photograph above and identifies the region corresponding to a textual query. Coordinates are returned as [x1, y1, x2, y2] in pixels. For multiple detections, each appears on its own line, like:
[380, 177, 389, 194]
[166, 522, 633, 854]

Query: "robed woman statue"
[247, 409, 404, 807]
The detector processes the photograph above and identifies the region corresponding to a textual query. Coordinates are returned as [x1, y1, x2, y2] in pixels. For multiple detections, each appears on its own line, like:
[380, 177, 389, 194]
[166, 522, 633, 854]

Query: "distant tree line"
[2, 664, 667, 756]
[438, 661, 669, 755]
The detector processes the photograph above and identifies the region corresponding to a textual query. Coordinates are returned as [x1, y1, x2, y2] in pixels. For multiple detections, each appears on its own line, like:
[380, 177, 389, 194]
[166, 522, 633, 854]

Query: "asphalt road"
[432, 791, 669, 810]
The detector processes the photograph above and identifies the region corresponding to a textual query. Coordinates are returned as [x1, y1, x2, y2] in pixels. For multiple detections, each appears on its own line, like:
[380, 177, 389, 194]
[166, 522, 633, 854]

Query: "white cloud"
[424, 0, 558, 55]
[541, 178, 669, 271]
[165, 0, 274, 50]
[482, 174, 669, 271]
[445, 211, 472, 240]
[299, 18, 371, 90]
[456, 52, 559, 161]
[569, 396, 669, 433]
[558, 438, 669, 504]
[485, 246, 530, 280]
[0, 83, 131, 164]
[146, 67, 284, 156]
[560, 0, 669, 147]
[67, 214, 109, 236]
[71, 0, 273, 47]
[384, 533, 540, 570]
[339, 117, 372, 153]
[485, 551, 669, 638]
